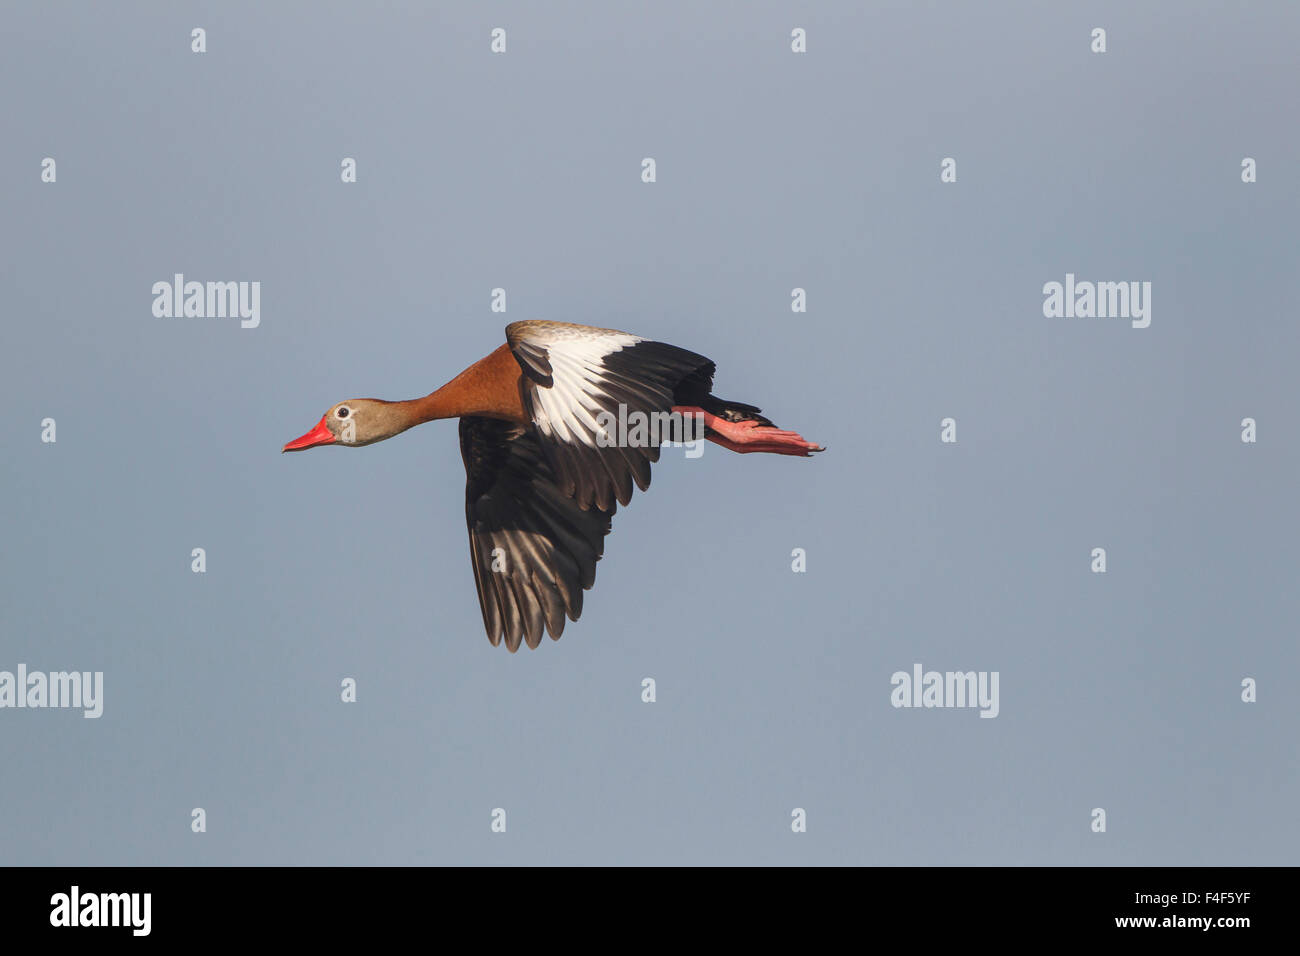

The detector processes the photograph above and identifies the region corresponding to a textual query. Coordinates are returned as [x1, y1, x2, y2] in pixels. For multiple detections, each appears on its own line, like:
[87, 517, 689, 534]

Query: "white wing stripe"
[530, 334, 641, 448]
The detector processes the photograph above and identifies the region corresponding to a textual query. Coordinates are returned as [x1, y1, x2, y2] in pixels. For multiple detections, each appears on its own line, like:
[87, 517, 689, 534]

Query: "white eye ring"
[336, 406, 352, 419]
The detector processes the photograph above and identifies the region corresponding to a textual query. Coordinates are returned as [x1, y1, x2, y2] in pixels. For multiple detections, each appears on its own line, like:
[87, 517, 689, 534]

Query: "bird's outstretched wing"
[459, 416, 614, 651]
[505, 320, 716, 512]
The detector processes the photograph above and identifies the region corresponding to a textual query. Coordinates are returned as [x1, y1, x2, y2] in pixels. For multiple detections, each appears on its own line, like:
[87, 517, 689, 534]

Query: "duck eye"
[336, 407, 350, 419]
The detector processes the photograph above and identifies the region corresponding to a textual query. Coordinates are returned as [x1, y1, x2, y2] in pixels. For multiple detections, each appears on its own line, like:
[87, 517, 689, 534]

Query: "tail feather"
[697, 395, 777, 428]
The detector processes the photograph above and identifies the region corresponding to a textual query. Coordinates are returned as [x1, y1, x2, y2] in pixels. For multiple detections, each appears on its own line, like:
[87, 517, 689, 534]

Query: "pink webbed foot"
[672, 407, 825, 457]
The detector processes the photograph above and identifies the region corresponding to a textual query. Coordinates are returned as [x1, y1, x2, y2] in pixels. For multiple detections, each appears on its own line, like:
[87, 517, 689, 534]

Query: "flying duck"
[283, 321, 823, 651]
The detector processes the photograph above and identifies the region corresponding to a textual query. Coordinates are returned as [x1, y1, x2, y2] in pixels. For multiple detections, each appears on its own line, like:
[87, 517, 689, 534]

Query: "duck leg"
[670, 406, 824, 456]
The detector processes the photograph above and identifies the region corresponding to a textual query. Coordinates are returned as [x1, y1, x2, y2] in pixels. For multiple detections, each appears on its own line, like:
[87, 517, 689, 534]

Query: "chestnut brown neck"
[400, 344, 528, 426]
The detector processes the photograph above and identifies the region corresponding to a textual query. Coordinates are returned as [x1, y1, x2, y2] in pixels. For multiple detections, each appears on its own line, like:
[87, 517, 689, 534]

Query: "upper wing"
[460, 415, 614, 651]
[506, 320, 716, 512]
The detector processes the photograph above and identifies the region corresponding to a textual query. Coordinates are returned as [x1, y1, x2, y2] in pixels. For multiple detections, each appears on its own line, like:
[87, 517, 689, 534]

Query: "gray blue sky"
[1, 1, 1297, 865]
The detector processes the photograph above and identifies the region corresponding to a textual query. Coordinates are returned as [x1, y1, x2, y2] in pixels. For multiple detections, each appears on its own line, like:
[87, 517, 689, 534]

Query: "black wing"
[506, 320, 716, 512]
[460, 416, 615, 651]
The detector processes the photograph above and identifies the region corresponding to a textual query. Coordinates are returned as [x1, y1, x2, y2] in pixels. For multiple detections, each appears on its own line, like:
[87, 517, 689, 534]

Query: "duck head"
[282, 399, 414, 451]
